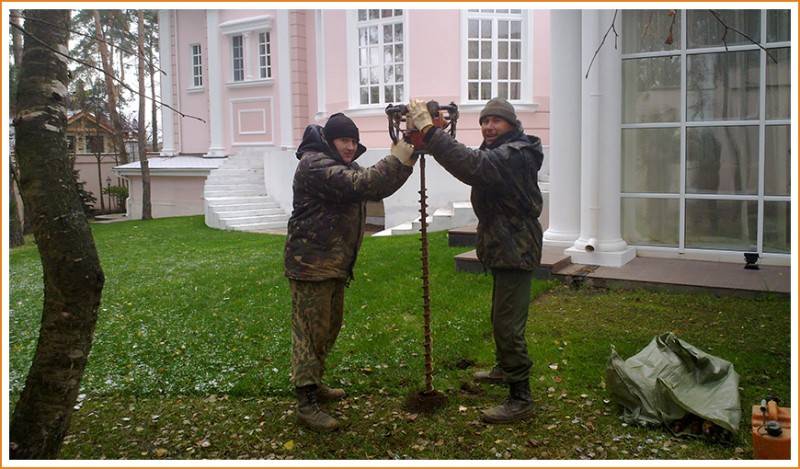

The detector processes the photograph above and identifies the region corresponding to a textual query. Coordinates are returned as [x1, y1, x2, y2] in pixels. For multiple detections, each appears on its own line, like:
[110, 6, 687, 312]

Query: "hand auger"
[386, 102, 458, 408]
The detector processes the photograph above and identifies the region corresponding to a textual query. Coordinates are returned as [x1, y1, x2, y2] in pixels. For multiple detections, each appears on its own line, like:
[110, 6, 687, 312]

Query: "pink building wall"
[168, 8, 551, 156]
[175, 10, 210, 154]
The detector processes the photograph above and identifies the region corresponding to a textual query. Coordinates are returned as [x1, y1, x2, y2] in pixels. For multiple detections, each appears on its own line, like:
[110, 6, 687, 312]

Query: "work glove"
[408, 99, 433, 136]
[391, 140, 418, 167]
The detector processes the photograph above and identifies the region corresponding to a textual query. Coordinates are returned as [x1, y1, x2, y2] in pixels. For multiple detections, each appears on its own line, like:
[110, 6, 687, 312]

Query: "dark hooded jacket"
[424, 124, 544, 270]
[284, 125, 413, 282]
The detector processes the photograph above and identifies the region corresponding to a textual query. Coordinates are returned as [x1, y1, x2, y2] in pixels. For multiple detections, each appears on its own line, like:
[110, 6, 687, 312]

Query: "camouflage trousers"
[289, 278, 345, 387]
[490, 269, 533, 383]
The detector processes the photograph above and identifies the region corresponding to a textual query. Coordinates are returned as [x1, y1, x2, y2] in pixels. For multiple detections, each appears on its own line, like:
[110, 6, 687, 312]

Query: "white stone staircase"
[204, 152, 289, 232]
[373, 201, 477, 236]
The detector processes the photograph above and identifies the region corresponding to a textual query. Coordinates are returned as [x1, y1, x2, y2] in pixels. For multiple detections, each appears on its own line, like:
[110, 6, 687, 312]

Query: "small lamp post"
[105, 176, 112, 210]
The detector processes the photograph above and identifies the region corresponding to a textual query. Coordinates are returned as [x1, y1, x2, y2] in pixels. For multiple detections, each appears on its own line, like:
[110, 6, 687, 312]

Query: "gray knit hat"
[479, 97, 517, 125]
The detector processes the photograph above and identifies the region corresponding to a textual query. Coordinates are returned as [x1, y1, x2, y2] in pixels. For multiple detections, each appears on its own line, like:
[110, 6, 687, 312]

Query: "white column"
[314, 10, 326, 122]
[158, 10, 176, 156]
[543, 10, 581, 247]
[277, 10, 294, 149]
[205, 10, 226, 157]
[566, 10, 635, 267]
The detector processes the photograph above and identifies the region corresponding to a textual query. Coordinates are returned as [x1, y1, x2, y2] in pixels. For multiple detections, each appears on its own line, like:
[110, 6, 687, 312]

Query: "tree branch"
[709, 10, 778, 63]
[10, 21, 206, 124]
[17, 13, 166, 76]
[585, 10, 619, 79]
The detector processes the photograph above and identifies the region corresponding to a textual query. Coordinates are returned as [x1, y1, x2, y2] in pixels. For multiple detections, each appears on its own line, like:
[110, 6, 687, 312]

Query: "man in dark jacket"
[284, 113, 416, 432]
[408, 97, 544, 424]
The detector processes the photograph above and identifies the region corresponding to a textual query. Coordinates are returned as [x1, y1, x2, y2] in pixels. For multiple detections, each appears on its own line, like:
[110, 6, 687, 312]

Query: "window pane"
[481, 62, 491, 79]
[394, 44, 403, 62]
[359, 48, 367, 67]
[385, 85, 394, 103]
[766, 48, 790, 120]
[360, 88, 369, 104]
[767, 10, 790, 42]
[396, 84, 403, 101]
[481, 82, 491, 100]
[510, 42, 520, 59]
[384, 65, 393, 83]
[481, 41, 492, 59]
[468, 19, 479, 38]
[395, 66, 403, 82]
[384, 24, 392, 42]
[381, 9, 392, 18]
[685, 199, 757, 251]
[359, 69, 368, 86]
[499, 21, 508, 39]
[498, 42, 508, 60]
[498, 62, 507, 79]
[369, 9, 379, 20]
[468, 41, 479, 59]
[622, 10, 681, 53]
[622, 198, 679, 247]
[622, 56, 680, 123]
[368, 26, 378, 44]
[764, 201, 790, 253]
[621, 128, 680, 193]
[687, 51, 760, 121]
[481, 20, 491, 38]
[370, 86, 379, 103]
[510, 20, 521, 39]
[469, 82, 479, 100]
[686, 126, 758, 195]
[358, 10, 366, 21]
[687, 10, 760, 48]
[510, 62, 520, 79]
[369, 47, 379, 67]
[510, 82, 519, 99]
[394, 23, 403, 41]
[498, 82, 508, 99]
[468, 61, 478, 79]
[765, 125, 790, 196]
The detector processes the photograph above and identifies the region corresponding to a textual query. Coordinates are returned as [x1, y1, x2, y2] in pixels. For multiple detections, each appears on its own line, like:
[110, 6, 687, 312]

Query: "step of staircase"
[204, 151, 289, 232]
[454, 245, 572, 279]
[374, 201, 477, 237]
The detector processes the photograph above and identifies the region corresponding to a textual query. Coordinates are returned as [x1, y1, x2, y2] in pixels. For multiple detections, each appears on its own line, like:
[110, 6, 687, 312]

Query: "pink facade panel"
[176, 10, 210, 154]
[231, 98, 273, 145]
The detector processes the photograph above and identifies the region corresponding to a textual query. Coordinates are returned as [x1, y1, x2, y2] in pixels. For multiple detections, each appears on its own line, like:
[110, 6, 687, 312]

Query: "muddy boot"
[473, 366, 506, 384]
[480, 380, 533, 424]
[317, 384, 346, 403]
[295, 385, 339, 432]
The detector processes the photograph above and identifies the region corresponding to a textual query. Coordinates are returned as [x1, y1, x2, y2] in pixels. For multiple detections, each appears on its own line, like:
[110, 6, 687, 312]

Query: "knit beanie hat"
[479, 97, 517, 125]
[323, 113, 360, 143]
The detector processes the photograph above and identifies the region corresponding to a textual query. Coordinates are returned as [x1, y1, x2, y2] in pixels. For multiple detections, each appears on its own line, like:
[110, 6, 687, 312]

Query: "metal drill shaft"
[419, 153, 433, 393]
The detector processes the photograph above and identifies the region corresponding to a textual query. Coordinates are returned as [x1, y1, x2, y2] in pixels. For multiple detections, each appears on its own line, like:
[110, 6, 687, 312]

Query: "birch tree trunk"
[10, 9, 105, 459]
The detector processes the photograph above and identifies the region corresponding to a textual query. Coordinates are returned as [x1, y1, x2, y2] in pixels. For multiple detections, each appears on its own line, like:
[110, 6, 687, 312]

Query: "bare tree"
[138, 10, 152, 219]
[93, 10, 129, 165]
[10, 9, 105, 458]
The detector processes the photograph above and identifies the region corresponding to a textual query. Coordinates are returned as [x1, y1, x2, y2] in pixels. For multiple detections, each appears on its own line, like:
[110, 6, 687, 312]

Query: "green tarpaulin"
[606, 332, 741, 434]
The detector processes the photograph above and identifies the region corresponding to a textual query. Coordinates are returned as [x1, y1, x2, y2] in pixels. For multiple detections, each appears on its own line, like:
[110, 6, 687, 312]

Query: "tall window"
[259, 32, 271, 79]
[191, 44, 203, 87]
[356, 9, 404, 105]
[620, 10, 791, 255]
[466, 9, 524, 101]
[232, 35, 244, 82]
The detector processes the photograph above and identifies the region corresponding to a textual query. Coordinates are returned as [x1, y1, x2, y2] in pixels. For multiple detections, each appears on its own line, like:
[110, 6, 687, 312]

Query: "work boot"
[295, 385, 339, 432]
[317, 384, 346, 403]
[473, 367, 506, 384]
[480, 380, 533, 424]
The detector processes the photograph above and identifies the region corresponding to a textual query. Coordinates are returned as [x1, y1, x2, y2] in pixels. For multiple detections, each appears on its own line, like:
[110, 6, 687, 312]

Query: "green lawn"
[8, 216, 791, 460]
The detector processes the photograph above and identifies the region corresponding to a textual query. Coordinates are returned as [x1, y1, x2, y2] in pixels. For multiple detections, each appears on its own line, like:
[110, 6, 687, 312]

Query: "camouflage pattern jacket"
[425, 126, 544, 271]
[284, 125, 413, 282]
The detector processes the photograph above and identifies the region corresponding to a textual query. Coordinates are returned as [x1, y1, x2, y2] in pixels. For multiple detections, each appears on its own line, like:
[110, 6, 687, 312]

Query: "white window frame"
[619, 9, 791, 258]
[258, 31, 272, 79]
[219, 15, 274, 88]
[460, 9, 534, 105]
[189, 43, 203, 89]
[346, 9, 410, 111]
[232, 34, 245, 82]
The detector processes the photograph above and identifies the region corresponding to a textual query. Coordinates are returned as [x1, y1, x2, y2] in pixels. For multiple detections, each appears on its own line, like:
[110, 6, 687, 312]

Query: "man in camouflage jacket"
[408, 97, 544, 424]
[284, 113, 416, 431]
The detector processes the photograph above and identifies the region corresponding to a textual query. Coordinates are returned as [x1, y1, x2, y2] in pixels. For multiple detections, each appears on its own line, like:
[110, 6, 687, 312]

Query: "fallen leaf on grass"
[458, 405, 468, 413]
[283, 440, 295, 451]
